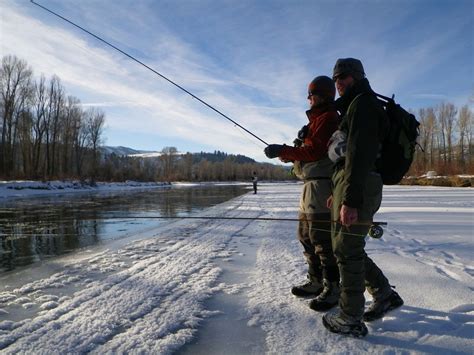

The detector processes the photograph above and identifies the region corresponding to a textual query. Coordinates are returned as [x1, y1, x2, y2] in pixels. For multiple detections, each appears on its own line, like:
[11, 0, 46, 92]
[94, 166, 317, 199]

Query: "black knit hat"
[333, 58, 365, 80]
[308, 76, 336, 100]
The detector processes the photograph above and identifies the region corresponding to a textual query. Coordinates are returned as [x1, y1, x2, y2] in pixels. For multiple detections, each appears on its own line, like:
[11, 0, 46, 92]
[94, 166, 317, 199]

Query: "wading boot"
[309, 280, 340, 311]
[363, 289, 404, 322]
[322, 310, 368, 338]
[291, 276, 323, 298]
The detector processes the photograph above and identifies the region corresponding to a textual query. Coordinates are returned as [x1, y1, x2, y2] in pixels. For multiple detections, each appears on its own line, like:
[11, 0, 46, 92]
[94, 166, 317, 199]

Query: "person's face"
[308, 93, 321, 108]
[334, 73, 355, 96]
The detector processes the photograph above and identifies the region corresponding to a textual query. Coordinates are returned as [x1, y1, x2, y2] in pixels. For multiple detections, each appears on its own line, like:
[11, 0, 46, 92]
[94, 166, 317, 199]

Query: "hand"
[340, 204, 358, 227]
[293, 138, 303, 147]
[264, 144, 285, 159]
[297, 125, 309, 140]
[326, 195, 333, 209]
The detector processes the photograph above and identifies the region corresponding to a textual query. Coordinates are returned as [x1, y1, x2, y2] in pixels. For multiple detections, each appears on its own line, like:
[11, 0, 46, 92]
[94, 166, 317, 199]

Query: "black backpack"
[374, 93, 420, 185]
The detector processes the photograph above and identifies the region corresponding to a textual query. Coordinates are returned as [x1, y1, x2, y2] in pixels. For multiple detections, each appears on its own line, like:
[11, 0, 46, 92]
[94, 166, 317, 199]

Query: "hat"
[333, 58, 365, 80]
[308, 75, 336, 100]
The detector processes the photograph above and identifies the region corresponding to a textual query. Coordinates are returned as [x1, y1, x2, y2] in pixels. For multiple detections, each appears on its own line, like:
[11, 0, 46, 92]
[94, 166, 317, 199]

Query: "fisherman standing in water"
[252, 171, 258, 194]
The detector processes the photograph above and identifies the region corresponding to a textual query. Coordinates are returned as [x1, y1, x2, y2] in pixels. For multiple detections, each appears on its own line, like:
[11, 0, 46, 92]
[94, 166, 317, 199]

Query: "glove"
[293, 138, 303, 147]
[297, 125, 309, 140]
[264, 144, 285, 159]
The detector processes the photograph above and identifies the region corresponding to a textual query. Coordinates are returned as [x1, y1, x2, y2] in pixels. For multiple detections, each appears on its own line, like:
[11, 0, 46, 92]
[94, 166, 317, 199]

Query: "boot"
[363, 289, 403, 322]
[322, 310, 368, 338]
[291, 276, 323, 298]
[309, 279, 340, 311]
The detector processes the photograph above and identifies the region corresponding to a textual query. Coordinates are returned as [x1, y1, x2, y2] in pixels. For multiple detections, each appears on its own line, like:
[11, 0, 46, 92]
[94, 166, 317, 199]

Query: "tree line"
[0, 54, 289, 182]
[0, 55, 105, 180]
[1, 54, 472, 182]
[100, 147, 291, 182]
[411, 103, 473, 176]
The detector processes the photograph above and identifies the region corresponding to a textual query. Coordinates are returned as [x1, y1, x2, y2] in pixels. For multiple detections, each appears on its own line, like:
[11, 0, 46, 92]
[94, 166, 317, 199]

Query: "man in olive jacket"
[322, 58, 403, 337]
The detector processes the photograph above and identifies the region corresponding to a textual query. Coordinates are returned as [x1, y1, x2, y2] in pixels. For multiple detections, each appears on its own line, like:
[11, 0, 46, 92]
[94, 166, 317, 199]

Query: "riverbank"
[0, 184, 473, 353]
[0, 180, 256, 200]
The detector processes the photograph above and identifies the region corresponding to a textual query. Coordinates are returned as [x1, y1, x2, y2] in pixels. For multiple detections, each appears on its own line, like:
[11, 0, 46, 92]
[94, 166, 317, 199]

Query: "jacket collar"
[306, 102, 335, 120]
[335, 78, 374, 114]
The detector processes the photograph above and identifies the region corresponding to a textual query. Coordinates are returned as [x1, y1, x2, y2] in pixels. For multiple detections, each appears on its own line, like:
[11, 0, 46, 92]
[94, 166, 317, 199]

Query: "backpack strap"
[346, 93, 366, 114]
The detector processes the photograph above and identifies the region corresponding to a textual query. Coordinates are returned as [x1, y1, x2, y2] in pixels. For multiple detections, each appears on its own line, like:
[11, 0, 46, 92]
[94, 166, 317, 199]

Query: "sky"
[0, 183, 473, 353]
[1, 0, 473, 162]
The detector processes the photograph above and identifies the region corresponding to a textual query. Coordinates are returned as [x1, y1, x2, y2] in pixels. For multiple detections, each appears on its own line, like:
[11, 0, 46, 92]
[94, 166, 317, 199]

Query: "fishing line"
[8, 215, 387, 225]
[1, 216, 387, 238]
[30, 0, 269, 146]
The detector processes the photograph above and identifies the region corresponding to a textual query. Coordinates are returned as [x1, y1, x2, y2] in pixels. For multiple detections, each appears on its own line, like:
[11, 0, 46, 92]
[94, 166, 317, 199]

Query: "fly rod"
[30, 0, 269, 146]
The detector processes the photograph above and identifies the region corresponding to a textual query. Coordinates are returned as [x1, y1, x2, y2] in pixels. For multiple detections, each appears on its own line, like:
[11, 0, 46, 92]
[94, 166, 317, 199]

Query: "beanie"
[308, 76, 336, 101]
[333, 58, 365, 81]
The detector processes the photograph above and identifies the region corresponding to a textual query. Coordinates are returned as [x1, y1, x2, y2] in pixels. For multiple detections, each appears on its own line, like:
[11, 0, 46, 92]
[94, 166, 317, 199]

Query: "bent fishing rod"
[30, 0, 269, 146]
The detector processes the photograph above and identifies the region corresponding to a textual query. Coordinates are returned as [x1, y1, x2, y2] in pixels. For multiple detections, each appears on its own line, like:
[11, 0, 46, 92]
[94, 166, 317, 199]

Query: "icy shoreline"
[0, 180, 256, 200]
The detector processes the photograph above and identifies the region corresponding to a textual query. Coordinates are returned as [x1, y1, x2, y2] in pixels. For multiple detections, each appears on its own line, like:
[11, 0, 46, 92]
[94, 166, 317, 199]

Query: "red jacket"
[279, 105, 339, 162]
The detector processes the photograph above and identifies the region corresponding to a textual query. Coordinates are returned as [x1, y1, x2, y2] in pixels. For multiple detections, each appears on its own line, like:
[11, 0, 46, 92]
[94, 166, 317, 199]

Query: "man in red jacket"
[264, 76, 340, 311]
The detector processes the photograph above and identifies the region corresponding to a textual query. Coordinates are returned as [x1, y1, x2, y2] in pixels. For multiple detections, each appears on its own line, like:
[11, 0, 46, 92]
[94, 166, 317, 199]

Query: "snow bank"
[0, 184, 472, 353]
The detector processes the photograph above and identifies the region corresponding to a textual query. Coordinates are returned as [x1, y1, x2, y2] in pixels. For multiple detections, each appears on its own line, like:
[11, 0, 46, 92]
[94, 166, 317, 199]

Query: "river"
[0, 184, 248, 272]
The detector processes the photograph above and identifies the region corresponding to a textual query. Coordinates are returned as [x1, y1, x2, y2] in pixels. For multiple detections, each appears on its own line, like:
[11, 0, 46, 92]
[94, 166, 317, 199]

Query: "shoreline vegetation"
[402, 175, 473, 187]
[0, 174, 472, 199]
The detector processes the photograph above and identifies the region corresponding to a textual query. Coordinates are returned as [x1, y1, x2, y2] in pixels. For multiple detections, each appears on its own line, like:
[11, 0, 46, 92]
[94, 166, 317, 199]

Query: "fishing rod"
[30, 1, 269, 146]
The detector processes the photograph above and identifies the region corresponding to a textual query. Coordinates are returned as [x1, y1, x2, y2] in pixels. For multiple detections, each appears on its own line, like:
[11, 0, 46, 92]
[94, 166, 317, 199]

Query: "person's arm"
[279, 111, 338, 162]
[342, 96, 380, 209]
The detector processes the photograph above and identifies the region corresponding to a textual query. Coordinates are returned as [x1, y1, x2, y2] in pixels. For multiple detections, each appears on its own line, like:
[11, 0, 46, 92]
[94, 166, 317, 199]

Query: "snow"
[0, 183, 473, 354]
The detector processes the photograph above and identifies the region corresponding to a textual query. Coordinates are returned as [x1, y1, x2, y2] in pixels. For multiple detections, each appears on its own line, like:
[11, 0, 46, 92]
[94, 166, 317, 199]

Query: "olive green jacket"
[335, 79, 388, 209]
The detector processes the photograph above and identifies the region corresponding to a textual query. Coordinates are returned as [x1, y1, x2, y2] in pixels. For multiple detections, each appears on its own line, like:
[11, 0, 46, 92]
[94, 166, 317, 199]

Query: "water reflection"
[0, 185, 247, 272]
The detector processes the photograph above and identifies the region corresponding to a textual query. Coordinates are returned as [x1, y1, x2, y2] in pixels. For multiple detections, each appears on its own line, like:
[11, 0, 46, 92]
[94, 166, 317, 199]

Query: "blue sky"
[1, 0, 472, 162]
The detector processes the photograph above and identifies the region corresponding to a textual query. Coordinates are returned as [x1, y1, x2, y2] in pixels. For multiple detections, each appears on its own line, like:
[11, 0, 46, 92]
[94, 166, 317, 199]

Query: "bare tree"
[0, 55, 33, 177]
[85, 107, 105, 181]
[437, 102, 457, 170]
[61, 96, 82, 176]
[458, 105, 472, 172]
[160, 146, 178, 181]
[73, 109, 89, 178]
[31, 75, 48, 177]
[43, 75, 64, 177]
[423, 107, 437, 170]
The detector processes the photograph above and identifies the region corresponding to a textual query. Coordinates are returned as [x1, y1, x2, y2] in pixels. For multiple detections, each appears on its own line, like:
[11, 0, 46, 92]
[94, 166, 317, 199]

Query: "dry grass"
[401, 176, 473, 187]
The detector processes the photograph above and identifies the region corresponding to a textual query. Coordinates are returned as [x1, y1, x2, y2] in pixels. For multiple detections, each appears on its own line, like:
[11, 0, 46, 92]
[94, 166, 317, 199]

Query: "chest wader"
[331, 168, 391, 319]
[294, 178, 339, 297]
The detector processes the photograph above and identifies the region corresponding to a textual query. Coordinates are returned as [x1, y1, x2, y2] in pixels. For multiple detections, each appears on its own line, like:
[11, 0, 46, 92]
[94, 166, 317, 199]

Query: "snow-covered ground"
[0, 183, 472, 354]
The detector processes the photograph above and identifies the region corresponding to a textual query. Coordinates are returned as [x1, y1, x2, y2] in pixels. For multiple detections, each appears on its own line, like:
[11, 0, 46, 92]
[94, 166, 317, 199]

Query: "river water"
[0, 184, 248, 272]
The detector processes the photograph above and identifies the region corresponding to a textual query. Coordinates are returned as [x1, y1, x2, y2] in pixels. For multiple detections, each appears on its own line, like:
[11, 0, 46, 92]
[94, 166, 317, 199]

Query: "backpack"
[374, 92, 420, 185]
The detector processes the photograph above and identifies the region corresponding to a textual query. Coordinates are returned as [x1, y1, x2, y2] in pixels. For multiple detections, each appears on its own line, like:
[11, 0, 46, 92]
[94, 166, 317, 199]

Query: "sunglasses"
[333, 73, 350, 82]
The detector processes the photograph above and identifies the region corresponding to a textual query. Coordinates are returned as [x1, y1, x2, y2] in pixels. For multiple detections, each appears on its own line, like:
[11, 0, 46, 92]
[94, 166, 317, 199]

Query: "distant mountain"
[192, 151, 255, 164]
[101, 146, 156, 157]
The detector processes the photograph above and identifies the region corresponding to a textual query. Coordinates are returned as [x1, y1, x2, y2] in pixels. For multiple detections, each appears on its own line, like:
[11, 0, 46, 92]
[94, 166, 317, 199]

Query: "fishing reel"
[368, 224, 384, 239]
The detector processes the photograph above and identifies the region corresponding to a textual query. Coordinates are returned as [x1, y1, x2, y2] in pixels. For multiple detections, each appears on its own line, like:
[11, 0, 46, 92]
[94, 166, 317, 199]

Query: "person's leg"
[332, 223, 367, 319]
[308, 212, 340, 311]
[358, 173, 404, 321]
[291, 213, 323, 297]
[322, 169, 368, 337]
